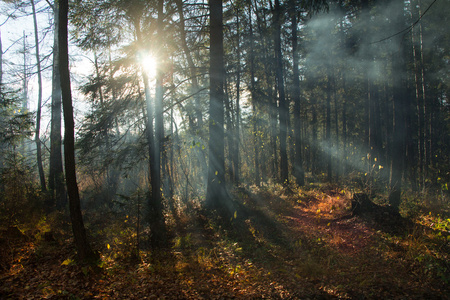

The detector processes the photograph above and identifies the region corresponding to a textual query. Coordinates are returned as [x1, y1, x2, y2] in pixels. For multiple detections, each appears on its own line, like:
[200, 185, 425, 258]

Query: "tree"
[326, 65, 332, 182]
[232, 3, 241, 184]
[58, 0, 96, 262]
[248, 2, 260, 186]
[290, 0, 304, 186]
[388, 1, 408, 211]
[206, 0, 227, 208]
[133, 7, 164, 248]
[31, 0, 46, 192]
[175, 0, 203, 130]
[48, 0, 66, 210]
[274, 0, 289, 184]
[150, 0, 167, 248]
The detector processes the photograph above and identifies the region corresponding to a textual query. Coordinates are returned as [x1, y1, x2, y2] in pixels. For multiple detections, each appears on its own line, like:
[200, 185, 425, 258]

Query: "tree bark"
[342, 74, 347, 176]
[31, 0, 46, 192]
[206, 0, 227, 207]
[224, 77, 235, 182]
[291, 0, 304, 186]
[326, 66, 332, 182]
[332, 71, 339, 181]
[22, 31, 27, 113]
[411, 0, 426, 188]
[58, 0, 96, 262]
[48, 1, 66, 210]
[274, 0, 288, 184]
[233, 8, 241, 184]
[389, 2, 407, 211]
[133, 9, 166, 248]
[150, 0, 167, 248]
[311, 100, 318, 175]
[248, 4, 260, 186]
[364, 75, 370, 172]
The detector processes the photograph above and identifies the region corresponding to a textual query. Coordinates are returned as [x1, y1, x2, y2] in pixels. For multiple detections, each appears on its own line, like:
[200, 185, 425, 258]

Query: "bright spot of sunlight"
[140, 53, 157, 79]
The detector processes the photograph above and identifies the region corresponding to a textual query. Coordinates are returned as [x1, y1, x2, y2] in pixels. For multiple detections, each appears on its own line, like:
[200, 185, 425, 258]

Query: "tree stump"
[351, 193, 376, 216]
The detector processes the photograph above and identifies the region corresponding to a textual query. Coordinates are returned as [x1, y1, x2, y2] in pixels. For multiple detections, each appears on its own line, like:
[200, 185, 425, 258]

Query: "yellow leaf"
[61, 258, 74, 266]
[107, 244, 110, 249]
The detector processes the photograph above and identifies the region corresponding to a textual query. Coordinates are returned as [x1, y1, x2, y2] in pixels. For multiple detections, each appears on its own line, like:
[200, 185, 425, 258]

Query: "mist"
[0, 0, 449, 297]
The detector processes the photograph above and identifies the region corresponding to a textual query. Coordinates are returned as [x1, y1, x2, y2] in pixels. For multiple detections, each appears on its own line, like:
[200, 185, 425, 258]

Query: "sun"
[140, 53, 157, 79]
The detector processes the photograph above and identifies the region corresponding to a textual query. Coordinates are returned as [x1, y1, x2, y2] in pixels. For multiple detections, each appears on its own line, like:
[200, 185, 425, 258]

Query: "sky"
[1, 0, 94, 137]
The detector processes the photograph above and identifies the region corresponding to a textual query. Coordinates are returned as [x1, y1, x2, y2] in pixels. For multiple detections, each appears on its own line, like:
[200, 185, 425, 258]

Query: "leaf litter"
[0, 185, 448, 299]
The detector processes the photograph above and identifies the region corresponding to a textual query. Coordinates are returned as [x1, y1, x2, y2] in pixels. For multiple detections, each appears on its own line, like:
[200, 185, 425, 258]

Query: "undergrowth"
[1, 182, 449, 299]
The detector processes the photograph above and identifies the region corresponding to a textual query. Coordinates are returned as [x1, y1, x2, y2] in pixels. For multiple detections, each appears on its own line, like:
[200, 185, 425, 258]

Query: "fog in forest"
[0, 0, 449, 298]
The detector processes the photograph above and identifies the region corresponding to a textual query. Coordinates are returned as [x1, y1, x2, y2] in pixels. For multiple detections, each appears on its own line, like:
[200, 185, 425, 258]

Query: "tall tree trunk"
[132, 1, 167, 248]
[134, 20, 156, 217]
[389, 2, 407, 211]
[224, 76, 234, 181]
[405, 90, 417, 190]
[291, 0, 304, 186]
[364, 75, 371, 172]
[311, 100, 318, 175]
[412, 0, 426, 187]
[48, 1, 66, 210]
[249, 4, 259, 186]
[382, 78, 393, 178]
[274, 0, 288, 184]
[269, 87, 278, 180]
[31, 0, 46, 192]
[326, 67, 332, 182]
[22, 31, 27, 111]
[372, 85, 383, 167]
[206, 0, 227, 207]
[333, 72, 339, 181]
[418, 4, 428, 182]
[342, 74, 347, 176]
[389, 83, 406, 210]
[254, 1, 274, 181]
[169, 97, 175, 198]
[58, 0, 96, 262]
[149, 0, 167, 248]
[233, 9, 241, 184]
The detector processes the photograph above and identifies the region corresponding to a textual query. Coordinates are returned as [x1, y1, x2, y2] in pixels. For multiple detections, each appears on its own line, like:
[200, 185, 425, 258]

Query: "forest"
[0, 0, 449, 298]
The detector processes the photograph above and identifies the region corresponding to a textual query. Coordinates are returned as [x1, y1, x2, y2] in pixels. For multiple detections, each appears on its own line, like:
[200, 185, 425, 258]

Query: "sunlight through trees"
[0, 0, 449, 297]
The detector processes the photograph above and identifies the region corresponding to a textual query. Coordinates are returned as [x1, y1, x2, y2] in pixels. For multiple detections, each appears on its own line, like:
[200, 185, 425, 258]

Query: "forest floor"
[1, 184, 449, 299]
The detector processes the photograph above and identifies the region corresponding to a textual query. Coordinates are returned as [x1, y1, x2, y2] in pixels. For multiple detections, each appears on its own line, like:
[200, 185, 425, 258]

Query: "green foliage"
[0, 151, 44, 226]
[0, 88, 40, 227]
[0, 89, 34, 147]
[173, 233, 193, 249]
